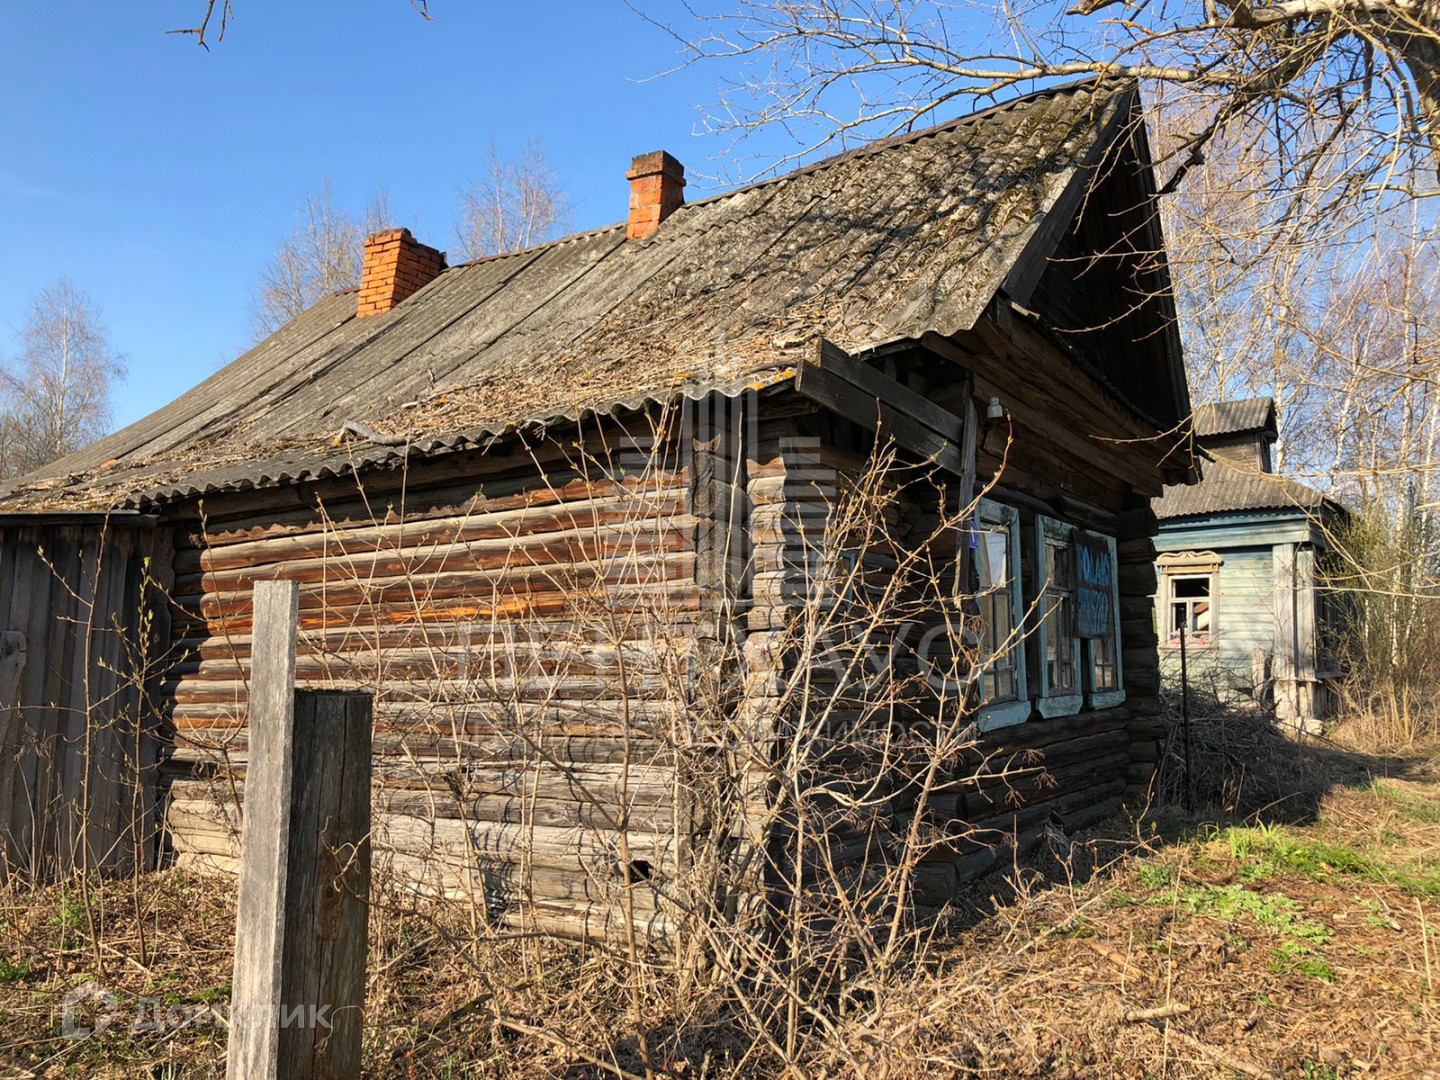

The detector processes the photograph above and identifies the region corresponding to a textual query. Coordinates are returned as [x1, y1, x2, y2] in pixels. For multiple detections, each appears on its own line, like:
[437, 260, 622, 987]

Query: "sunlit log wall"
[161, 423, 702, 941]
[160, 349, 1170, 932]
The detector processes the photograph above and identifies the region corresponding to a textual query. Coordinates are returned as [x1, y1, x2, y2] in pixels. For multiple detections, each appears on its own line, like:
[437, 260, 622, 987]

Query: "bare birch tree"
[0, 279, 126, 478]
[1157, 111, 1440, 501]
[248, 182, 391, 340]
[453, 139, 571, 262]
[1158, 119, 1440, 735]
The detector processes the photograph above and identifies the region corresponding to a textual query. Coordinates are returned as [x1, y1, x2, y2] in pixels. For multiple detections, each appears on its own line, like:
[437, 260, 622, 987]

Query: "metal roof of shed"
[1154, 458, 1331, 520]
[1192, 398, 1276, 438]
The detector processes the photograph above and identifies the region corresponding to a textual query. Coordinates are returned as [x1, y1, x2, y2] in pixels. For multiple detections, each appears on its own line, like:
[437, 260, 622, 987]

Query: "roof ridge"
[681, 77, 1121, 213]
[443, 78, 1123, 271]
[447, 221, 627, 270]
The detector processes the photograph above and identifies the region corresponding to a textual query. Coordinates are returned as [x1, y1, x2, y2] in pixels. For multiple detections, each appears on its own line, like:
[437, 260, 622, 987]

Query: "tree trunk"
[1393, 11, 1440, 180]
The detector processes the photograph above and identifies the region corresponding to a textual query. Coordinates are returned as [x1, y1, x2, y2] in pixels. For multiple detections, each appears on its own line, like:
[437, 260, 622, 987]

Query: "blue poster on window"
[1075, 533, 1113, 638]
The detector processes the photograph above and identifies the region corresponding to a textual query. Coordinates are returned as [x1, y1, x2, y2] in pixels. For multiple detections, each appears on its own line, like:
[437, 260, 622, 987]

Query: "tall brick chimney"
[357, 228, 447, 318]
[626, 151, 685, 240]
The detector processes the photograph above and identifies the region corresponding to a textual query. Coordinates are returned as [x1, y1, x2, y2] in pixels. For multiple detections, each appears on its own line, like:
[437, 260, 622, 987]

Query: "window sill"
[1088, 689, 1126, 709]
[1036, 693, 1083, 719]
[978, 700, 1031, 732]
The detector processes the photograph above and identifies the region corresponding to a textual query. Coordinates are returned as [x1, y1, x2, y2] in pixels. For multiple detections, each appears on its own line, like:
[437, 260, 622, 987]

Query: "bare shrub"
[1325, 502, 1440, 748]
[146, 395, 1032, 1075]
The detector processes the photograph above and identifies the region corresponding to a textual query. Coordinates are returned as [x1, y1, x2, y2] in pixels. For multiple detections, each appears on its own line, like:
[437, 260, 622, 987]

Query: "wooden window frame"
[1081, 531, 1125, 708]
[1158, 552, 1221, 652]
[1033, 515, 1083, 717]
[1163, 569, 1217, 650]
[971, 499, 1029, 731]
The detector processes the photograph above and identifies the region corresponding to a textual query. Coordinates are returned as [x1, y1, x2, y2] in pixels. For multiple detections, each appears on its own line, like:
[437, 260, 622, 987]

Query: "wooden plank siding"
[0, 517, 172, 879]
[1153, 526, 1330, 724]
[1156, 546, 1275, 696]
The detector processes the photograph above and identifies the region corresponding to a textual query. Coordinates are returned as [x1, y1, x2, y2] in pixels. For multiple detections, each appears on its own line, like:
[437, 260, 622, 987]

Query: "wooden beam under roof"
[795, 339, 969, 476]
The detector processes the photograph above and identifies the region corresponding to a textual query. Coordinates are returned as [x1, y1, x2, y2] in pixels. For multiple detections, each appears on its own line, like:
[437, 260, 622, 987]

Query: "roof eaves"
[116, 368, 803, 511]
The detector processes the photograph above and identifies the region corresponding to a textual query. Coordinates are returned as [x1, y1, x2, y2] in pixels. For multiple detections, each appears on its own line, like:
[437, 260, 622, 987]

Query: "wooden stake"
[226, 580, 373, 1080]
[228, 581, 299, 1080]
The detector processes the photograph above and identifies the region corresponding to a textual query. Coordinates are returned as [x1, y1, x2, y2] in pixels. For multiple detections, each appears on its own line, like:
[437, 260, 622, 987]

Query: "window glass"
[961, 500, 1027, 726]
[1091, 632, 1118, 690]
[1073, 529, 1124, 706]
[1042, 536, 1076, 693]
[979, 530, 1008, 589]
[1168, 573, 1213, 644]
[976, 520, 1017, 703]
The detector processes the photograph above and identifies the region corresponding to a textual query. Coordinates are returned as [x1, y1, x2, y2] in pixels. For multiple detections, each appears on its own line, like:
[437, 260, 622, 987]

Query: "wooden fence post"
[227, 581, 373, 1080]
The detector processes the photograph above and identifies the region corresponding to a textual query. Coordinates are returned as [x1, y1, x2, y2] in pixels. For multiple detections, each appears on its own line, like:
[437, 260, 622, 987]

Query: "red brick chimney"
[626, 151, 685, 240]
[356, 228, 447, 318]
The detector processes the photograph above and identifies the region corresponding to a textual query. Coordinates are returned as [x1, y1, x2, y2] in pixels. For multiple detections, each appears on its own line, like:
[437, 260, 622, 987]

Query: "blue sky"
[0, 2, 790, 430]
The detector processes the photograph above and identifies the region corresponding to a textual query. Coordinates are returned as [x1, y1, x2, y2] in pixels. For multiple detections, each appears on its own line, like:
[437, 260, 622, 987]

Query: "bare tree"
[1159, 124, 1440, 738]
[0, 279, 126, 478]
[657, 1, 1440, 203]
[453, 139, 571, 262]
[248, 182, 391, 340]
[1157, 111, 1440, 501]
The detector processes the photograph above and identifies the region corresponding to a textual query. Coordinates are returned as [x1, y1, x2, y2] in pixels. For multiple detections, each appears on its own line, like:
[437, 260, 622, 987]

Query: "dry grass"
[838, 767, 1440, 1080]
[2, 737, 1438, 1079]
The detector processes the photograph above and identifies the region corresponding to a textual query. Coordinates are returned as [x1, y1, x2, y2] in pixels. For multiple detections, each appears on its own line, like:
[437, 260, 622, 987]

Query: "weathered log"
[177, 485, 691, 573]
[176, 514, 693, 597]
[169, 580, 700, 640]
[378, 790, 676, 833]
[955, 751, 1132, 818]
[373, 813, 677, 878]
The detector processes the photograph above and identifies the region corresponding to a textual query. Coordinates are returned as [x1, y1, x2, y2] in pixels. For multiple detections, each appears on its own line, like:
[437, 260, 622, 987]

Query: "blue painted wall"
[1155, 509, 1325, 711]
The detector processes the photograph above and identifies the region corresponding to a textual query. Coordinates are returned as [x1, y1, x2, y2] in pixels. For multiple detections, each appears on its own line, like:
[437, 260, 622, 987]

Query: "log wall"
[160, 429, 702, 941]
[159, 322, 1175, 930]
[738, 333, 1171, 910]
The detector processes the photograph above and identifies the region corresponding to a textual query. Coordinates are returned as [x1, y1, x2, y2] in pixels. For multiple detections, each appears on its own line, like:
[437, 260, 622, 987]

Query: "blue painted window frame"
[1033, 515, 1084, 717]
[972, 499, 1029, 731]
[1081, 531, 1125, 709]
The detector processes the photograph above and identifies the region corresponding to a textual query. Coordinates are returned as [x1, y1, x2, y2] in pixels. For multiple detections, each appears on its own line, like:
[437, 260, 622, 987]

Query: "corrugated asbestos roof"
[1193, 398, 1275, 438]
[2, 81, 1135, 513]
[1154, 458, 1328, 520]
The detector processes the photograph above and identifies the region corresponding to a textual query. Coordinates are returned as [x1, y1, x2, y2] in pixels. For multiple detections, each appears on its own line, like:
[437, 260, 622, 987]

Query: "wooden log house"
[0, 81, 1194, 936]
[1154, 398, 1347, 729]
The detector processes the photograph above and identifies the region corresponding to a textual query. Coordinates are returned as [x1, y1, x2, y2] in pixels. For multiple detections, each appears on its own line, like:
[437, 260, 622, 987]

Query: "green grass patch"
[1136, 863, 1174, 890]
[1369, 780, 1440, 824]
[1269, 939, 1336, 981]
[1221, 825, 1440, 900]
[1179, 884, 1330, 943]
[1181, 883, 1339, 981]
[0, 957, 36, 984]
[49, 898, 84, 932]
